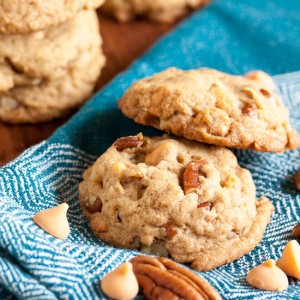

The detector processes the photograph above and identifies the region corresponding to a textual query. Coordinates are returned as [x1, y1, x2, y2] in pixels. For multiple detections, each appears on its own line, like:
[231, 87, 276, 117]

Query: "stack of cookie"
[79, 68, 300, 272]
[0, 0, 106, 123]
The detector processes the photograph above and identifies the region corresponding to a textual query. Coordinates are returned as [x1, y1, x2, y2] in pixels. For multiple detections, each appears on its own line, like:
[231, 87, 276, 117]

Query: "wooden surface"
[0, 13, 174, 167]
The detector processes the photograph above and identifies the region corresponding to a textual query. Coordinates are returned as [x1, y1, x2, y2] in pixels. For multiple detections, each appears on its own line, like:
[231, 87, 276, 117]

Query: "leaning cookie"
[100, 0, 210, 23]
[79, 133, 274, 271]
[119, 68, 300, 152]
[0, 10, 105, 123]
[0, 0, 104, 34]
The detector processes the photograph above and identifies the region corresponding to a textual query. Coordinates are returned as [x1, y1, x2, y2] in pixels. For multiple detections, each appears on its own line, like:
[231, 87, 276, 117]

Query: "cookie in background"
[100, 0, 210, 23]
[0, 0, 105, 34]
[0, 10, 105, 124]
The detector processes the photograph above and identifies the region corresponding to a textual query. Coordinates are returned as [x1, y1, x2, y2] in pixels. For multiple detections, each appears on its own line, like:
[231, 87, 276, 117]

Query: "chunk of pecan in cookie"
[183, 160, 206, 194]
[165, 223, 178, 239]
[242, 103, 258, 117]
[259, 88, 271, 98]
[197, 201, 212, 211]
[130, 255, 222, 300]
[84, 197, 103, 213]
[114, 133, 144, 151]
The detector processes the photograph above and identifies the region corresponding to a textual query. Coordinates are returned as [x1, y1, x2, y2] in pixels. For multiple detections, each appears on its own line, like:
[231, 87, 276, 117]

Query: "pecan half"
[183, 160, 206, 194]
[130, 255, 222, 300]
[114, 133, 144, 151]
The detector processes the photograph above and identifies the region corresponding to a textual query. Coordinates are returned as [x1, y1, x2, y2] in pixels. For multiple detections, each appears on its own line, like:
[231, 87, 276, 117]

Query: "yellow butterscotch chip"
[33, 203, 70, 240]
[277, 240, 300, 279]
[246, 259, 288, 292]
[101, 262, 139, 300]
[113, 162, 127, 174]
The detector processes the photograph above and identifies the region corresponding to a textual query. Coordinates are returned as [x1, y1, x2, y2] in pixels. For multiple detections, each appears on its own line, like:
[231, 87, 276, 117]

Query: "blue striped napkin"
[1, 0, 300, 299]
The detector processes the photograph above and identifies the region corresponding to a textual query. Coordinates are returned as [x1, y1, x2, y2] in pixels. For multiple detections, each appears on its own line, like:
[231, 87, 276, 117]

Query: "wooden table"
[0, 12, 174, 167]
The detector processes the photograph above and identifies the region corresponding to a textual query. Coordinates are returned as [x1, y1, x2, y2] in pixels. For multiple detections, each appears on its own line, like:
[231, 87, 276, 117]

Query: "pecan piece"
[85, 197, 102, 213]
[114, 133, 144, 151]
[197, 201, 212, 211]
[165, 223, 178, 239]
[183, 160, 206, 194]
[295, 169, 300, 190]
[292, 223, 300, 239]
[130, 255, 222, 300]
[259, 88, 271, 98]
[242, 103, 257, 117]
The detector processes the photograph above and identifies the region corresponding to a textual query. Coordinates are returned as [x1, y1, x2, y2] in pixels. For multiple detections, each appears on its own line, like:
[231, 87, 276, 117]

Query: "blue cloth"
[0, 0, 300, 299]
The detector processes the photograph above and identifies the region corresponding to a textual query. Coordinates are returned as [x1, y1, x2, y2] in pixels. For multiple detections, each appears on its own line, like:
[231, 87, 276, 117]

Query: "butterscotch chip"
[101, 262, 139, 300]
[0, 0, 104, 34]
[246, 259, 288, 292]
[79, 134, 274, 271]
[100, 0, 210, 23]
[119, 68, 300, 152]
[277, 240, 300, 279]
[33, 203, 70, 240]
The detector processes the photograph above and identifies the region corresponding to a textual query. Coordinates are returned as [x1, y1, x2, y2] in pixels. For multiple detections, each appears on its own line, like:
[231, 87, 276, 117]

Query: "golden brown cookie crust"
[0, 0, 104, 34]
[100, 0, 210, 23]
[79, 134, 274, 271]
[0, 10, 105, 124]
[119, 68, 300, 152]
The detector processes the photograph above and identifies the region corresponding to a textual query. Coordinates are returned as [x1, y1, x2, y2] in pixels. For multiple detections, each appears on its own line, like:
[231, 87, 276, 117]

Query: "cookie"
[79, 134, 274, 271]
[0, 10, 103, 93]
[0, 0, 104, 34]
[100, 0, 209, 23]
[0, 10, 105, 123]
[119, 68, 300, 152]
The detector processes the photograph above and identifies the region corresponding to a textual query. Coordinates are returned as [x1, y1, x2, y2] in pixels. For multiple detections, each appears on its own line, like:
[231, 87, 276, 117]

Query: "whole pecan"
[183, 160, 206, 194]
[114, 133, 144, 151]
[130, 255, 222, 300]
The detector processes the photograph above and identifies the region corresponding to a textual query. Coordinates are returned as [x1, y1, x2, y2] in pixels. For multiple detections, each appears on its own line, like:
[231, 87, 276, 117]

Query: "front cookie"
[119, 68, 300, 152]
[79, 134, 274, 271]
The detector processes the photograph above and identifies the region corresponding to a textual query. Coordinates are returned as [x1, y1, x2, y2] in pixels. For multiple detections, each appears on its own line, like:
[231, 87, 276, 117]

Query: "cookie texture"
[0, 10, 105, 123]
[119, 68, 300, 152]
[79, 134, 274, 271]
[100, 0, 210, 23]
[0, 0, 104, 34]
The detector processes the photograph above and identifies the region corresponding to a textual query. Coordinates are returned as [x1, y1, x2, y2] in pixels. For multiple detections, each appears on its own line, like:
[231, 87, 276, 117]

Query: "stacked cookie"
[79, 68, 300, 272]
[0, 0, 106, 123]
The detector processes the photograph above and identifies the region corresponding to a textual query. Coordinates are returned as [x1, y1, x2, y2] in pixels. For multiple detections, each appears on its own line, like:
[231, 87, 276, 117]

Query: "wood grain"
[0, 12, 173, 167]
